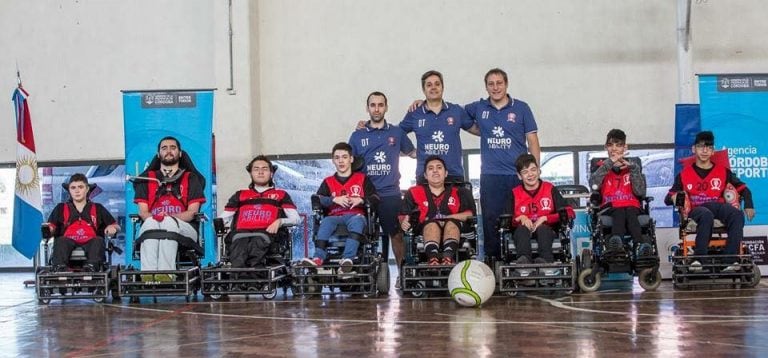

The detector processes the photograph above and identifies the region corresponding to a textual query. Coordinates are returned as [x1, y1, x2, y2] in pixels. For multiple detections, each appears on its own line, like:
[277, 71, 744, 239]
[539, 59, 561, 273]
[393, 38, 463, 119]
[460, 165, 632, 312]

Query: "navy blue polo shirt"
[465, 96, 537, 175]
[399, 101, 473, 178]
[349, 121, 415, 197]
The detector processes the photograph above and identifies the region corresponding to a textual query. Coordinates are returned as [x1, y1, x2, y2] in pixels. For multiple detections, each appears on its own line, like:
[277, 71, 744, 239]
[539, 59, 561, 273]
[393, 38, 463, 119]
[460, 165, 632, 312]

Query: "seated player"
[665, 131, 755, 272]
[301, 142, 379, 274]
[509, 154, 574, 273]
[46, 173, 120, 272]
[400, 155, 476, 265]
[220, 155, 301, 268]
[589, 129, 653, 257]
[133, 136, 205, 280]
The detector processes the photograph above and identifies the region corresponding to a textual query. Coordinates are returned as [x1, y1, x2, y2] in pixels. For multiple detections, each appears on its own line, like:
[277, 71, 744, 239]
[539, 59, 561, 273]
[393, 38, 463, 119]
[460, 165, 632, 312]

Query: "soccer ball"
[448, 260, 496, 307]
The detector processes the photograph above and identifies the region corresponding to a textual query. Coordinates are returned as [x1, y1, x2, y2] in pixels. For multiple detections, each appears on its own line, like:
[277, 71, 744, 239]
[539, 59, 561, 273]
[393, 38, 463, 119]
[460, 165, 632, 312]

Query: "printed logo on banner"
[717, 75, 768, 92]
[743, 236, 768, 265]
[141, 92, 197, 108]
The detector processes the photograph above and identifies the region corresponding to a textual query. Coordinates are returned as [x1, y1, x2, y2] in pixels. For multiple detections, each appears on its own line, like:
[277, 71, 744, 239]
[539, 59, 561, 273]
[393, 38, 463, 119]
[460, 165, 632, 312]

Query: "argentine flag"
[12, 86, 43, 259]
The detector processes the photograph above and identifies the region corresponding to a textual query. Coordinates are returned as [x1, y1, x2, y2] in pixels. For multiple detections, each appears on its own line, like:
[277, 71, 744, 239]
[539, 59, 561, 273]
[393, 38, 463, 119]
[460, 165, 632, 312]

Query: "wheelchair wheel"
[743, 265, 761, 288]
[410, 282, 425, 298]
[376, 261, 390, 295]
[93, 288, 107, 303]
[637, 268, 662, 291]
[262, 285, 278, 300]
[38, 288, 52, 305]
[208, 284, 226, 301]
[577, 268, 601, 293]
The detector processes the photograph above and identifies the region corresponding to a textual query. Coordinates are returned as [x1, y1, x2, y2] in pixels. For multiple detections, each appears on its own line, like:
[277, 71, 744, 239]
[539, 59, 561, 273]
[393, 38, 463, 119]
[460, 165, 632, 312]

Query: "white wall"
[1, 0, 767, 208]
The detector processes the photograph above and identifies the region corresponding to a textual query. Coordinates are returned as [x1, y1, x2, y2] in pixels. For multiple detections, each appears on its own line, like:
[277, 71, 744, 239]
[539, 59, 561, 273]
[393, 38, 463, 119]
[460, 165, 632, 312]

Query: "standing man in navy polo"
[465, 68, 540, 264]
[400, 70, 475, 183]
[350, 91, 416, 290]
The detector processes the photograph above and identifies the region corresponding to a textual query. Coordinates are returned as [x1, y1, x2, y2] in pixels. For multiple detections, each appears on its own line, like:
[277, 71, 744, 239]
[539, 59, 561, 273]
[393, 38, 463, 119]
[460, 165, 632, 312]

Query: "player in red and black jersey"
[590, 129, 652, 257]
[400, 156, 476, 266]
[220, 155, 301, 268]
[665, 131, 755, 271]
[509, 154, 573, 270]
[301, 143, 379, 274]
[46, 173, 120, 272]
[133, 136, 206, 276]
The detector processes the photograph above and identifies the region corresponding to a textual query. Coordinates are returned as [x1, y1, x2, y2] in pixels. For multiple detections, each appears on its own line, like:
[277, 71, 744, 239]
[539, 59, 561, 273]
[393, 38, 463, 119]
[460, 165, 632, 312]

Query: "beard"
[161, 155, 180, 166]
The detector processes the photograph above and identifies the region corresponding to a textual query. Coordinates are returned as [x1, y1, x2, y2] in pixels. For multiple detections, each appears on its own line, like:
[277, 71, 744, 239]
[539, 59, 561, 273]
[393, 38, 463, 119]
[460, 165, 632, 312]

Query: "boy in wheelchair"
[589, 129, 653, 259]
[301, 142, 379, 276]
[506, 154, 574, 276]
[665, 131, 755, 273]
[45, 173, 120, 272]
[219, 155, 300, 269]
[400, 155, 476, 266]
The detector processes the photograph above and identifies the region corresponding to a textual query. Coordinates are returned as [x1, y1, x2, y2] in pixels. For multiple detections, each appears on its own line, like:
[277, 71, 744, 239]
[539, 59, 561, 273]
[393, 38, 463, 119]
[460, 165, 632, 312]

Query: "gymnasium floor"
[2, 270, 768, 357]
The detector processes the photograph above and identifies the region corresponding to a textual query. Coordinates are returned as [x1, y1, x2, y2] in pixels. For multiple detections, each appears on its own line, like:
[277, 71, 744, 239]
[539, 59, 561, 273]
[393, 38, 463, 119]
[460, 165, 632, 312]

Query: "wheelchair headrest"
[142, 150, 206, 186]
[352, 155, 365, 172]
[589, 157, 642, 174]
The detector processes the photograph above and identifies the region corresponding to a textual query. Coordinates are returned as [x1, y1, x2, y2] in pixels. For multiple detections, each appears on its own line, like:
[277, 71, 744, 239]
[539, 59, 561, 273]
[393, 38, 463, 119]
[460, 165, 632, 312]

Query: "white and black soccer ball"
[448, 260, 496, 307]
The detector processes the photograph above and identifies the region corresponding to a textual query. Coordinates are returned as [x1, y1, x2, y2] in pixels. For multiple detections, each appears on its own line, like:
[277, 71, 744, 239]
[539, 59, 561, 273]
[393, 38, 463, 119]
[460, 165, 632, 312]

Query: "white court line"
[528, 294, 768, 319]
[565, 294, 768, 304]
[102, 303, 768, 325]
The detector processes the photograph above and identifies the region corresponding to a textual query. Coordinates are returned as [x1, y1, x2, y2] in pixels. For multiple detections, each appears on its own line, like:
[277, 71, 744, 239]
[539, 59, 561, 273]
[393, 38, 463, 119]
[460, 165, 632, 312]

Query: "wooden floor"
[3, 270, 768, 357]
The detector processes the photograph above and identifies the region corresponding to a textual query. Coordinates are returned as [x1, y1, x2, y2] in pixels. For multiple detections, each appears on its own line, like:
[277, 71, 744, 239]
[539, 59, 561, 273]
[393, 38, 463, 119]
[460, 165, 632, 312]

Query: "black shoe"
[637, 243, 653, 258]
[606, 236, 625, 254]
[52, 264, 68, 273]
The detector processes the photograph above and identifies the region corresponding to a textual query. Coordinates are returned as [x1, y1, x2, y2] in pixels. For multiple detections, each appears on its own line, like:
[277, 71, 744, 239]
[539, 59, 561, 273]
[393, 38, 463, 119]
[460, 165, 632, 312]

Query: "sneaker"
[607, 236, 625, 253]
[394, 276, 401, 290]
[140, 274, 155, 282]
[637, 243, 653, 258]
[543, 268, 561, 276]
[441, 256, 454, 265]
[155, 274, 175, 282]
[301, 257, 323, 267]
[688, 260, 703, 272]
[339, 258, 354, 274]
[514, 256, 531, 265]
[427, 257, 440, 266]
[722, 262, 741, 272]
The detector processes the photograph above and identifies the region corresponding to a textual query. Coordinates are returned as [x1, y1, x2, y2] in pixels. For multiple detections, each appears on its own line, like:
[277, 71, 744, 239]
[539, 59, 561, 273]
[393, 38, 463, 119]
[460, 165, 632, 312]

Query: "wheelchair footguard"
[496, 261, 575, 296]
[671, 253, 761, 289]
[117, 266, 200, 302]
[201, 264, 290, 300]
[400, 264, 453, 298]
[292, 257, 388, 297]
[35, 267, 113, 304]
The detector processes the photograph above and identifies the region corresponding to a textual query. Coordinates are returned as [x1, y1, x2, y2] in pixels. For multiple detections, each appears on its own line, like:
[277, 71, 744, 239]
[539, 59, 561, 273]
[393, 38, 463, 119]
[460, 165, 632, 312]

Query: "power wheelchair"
[291, 195, 388, 297]
[200, 218, 293, 300]
[494, 185, 576, 296]
[116, 212, 205, 303]
[670, 195, 760, 289]
[576, 158, 662, 293]
[400, 181, 478, 298]
[35, 224, 122, 304]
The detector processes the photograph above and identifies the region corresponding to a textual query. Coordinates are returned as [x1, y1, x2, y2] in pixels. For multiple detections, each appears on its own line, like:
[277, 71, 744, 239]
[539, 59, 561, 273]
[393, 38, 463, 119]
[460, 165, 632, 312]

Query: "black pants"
[228, 234, 271, 268]
[51, 237, 104, 266]
[609, 207, 649, 244]
[513, 225, 555, 262]
[689, 202, 744, 255]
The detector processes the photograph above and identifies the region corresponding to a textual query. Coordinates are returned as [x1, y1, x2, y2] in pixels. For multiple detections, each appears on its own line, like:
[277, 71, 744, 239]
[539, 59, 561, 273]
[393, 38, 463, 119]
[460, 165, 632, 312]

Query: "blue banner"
[122, 90, 216, 267]
[699, 74, 768, 225]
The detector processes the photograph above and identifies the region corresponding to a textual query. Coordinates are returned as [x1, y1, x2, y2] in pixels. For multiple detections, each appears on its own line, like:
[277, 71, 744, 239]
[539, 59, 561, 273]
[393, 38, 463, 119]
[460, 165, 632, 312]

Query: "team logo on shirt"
[508, 113, 516, 122]
[448, 197, 456, 206]
[540, 198, 552, 211]
[447, 117, 454, 126]
[374, 151, 387, 163]
[487, 126, 512, 149]
[349, 185, 362, 197]
[368, 151, 392, 176]
[268, 193, 279, 200]
[388, 136, 395, 146]
[520, 206, 527, 213]
[710, 178, 722, 191]
[687, 184, 693, 190]
[623, 174, 630, 186]
[425, 130, 450, 155]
